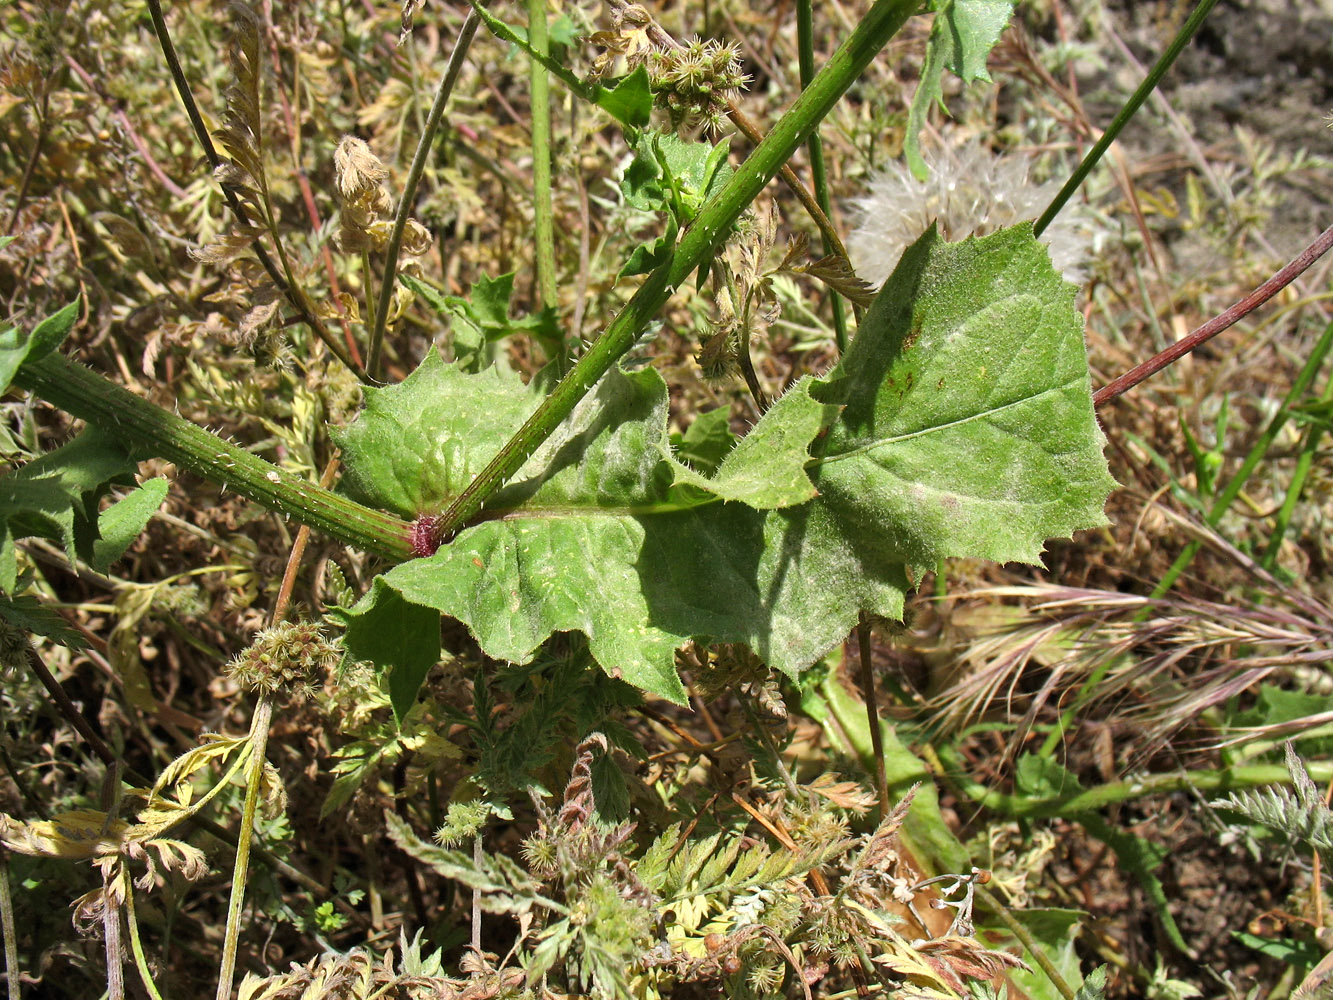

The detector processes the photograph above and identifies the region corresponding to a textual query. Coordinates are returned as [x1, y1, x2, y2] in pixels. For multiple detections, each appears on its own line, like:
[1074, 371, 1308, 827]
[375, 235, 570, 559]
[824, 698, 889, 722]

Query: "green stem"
[857, 616, 890, 822]
[1033, 0, 1220, 237]
[795, 0, 848, 355]
[977, 886, 1075, 1000]
[527, 0, 561, 367]
[124, 880, 167, 1000]
[434, 0, 917, 543]
[939, 744, 1333, 818]
[1261, 365, 1333, 569]
[14, 352, 413, 562]
[370, 9, 480, 380]
[215, 698, 273, 1000]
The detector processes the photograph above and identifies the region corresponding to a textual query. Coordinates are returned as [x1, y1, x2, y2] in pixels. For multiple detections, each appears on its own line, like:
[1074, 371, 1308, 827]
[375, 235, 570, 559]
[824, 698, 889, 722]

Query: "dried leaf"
[0, 809, 129, 860]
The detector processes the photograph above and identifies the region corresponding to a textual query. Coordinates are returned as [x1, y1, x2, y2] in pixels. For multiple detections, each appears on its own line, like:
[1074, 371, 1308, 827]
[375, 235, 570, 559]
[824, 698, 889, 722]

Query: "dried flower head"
[225, 620, 339, 699]
[334, 135, 389, 203]
[589, 2, 655, 77]
[846, 141, 1098, 288]
[332, 135, 431, 256]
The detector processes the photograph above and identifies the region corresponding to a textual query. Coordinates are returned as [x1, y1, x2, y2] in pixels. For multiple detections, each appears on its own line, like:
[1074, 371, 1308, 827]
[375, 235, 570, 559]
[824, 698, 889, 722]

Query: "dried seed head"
[401, 218, 433, 257]
[334, 135, 389, 202]
[846, 140, 1100, 288]
[332, 136, 433, 255]
[225, 620, 339, 700]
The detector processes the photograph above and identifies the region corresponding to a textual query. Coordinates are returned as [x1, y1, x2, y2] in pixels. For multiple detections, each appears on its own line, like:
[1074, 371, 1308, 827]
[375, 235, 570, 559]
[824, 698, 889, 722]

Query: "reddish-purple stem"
[65, 56, 188, 198]
[1094, 222, 1333, 408]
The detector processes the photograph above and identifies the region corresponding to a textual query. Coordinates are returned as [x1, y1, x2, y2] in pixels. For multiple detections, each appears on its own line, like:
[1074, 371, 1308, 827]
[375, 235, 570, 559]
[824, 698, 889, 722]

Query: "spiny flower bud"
[0, 619, 31, 674]
[225, 620, 339, 700]
[647, 38, 748, 135]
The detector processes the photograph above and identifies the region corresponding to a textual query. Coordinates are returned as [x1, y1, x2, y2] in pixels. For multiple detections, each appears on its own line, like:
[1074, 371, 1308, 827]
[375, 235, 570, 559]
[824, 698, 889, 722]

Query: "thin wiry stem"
[857, 615, 889, 822]
[215, 698, 274, 1000]
[124, 883, 167, 1000]
[0, 852, 19, 1000]
[1093, 222, 1333, 407]
[1034, 0, 1220, 236]
[795, 0, 849, 354]
[370, 9, 480, 380]
[144, 0, 363, 379]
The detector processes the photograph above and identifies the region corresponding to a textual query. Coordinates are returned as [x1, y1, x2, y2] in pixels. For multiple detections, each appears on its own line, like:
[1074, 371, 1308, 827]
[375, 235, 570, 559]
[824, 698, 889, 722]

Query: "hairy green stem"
[0, 851, 18, 1000]
[527, 0, 561, 368]
[434, 0, 917, 543]
[1033, 0, 1219, 237]
[215, 699, 273, 1000]
[370, 9, 480, 380]
[795, 0, 848, 354]
[940, 745, 1333, 818]
[14, 352, 413, 562]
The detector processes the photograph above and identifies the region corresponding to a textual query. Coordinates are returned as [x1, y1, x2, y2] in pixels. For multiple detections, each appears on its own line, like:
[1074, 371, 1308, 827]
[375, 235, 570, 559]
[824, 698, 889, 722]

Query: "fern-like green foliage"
[1212, 743, 1333, 866]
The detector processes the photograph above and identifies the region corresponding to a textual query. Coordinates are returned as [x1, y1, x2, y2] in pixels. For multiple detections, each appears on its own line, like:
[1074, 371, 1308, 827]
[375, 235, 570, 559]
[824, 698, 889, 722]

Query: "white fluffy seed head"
[846, 141, 1099, 288]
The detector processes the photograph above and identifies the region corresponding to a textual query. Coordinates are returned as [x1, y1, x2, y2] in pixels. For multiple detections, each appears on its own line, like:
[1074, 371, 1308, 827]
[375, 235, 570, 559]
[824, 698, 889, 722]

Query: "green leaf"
[1015, 752, 1083, 800]
[336, 580, 441, 723]
[92, 477, 169, 572]
[0, 428, 138, 591]
[1081, 812, 1189, 954]
[597, 66, 652, 129]
[0, 587, 88, 648]
[341, 224, 1112, 705]
[617, 228, 676, 281]
[1073, 966, 1109, 1000]
[621, 132, 734, 221]
[671, 407, 737, 475]
[904, 0, 1015, 179]
[334, 353, 536, 519]
[27, 298, 81, 361]
[811, 224, 1114, 566]
[0, 297, 80, 393]
[340, 360, 837, 703]
[401, 272, 560, 372]
[668, 378, 829, 508]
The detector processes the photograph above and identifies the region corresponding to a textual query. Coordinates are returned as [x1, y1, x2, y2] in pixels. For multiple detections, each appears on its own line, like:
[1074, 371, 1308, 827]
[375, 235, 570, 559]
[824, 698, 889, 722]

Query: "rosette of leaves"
[335, 224, 1116, 714]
